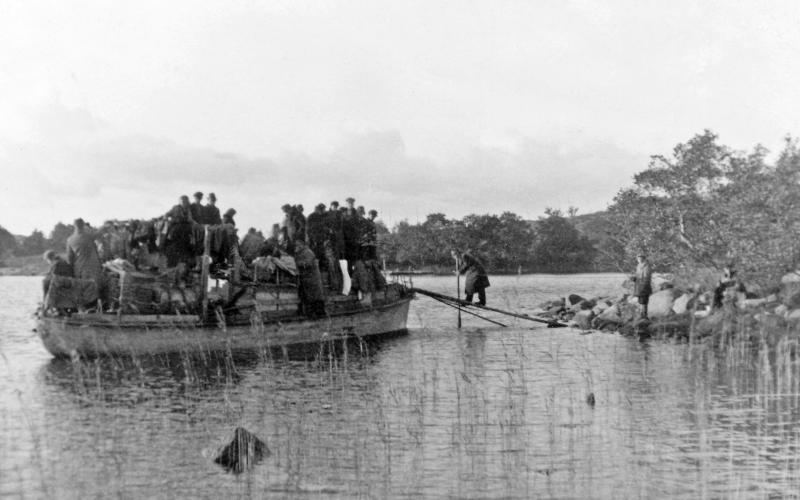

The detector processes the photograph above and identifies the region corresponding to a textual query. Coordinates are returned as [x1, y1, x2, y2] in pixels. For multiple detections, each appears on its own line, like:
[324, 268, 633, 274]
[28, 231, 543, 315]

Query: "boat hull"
[37, 297, 412, 358]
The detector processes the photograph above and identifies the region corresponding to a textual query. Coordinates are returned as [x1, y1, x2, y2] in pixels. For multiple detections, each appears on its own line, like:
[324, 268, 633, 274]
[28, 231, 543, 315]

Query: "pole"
[454, 252, 461, 328]
[200, 224, 210, 320]
[411, 287, 567, 327]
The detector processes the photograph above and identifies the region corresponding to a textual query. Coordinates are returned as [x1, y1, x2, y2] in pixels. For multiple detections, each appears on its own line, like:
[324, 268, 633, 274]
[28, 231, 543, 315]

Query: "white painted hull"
[37, 296, 412, 357]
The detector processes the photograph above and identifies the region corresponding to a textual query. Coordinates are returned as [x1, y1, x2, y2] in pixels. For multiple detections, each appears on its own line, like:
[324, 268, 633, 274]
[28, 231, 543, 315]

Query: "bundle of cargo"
[104, 260, 182, 314]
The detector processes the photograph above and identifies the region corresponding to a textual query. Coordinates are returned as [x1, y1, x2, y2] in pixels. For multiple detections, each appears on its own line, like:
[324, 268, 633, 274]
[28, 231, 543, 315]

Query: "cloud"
[0, 101, 646, 235]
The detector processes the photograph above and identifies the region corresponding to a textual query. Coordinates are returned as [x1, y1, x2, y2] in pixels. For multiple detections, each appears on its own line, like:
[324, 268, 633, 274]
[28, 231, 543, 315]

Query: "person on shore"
[42, 250, 73, 298]
[205, 193, 222, 225]
[190, 192, 205, 224]
[713, 264, 746, 309]
[632, 252, 653, 319]
[458, 251, 490, 306]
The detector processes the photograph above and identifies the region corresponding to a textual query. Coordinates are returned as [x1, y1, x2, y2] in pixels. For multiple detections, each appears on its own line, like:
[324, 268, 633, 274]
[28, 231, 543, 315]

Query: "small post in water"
[453, 250, 462, 328]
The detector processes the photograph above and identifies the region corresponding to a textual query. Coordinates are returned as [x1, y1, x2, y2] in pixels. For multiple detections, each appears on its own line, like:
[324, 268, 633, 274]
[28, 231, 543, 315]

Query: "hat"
[224, 208, 237, 217]
[43, 250, 57, 261]
[330, 201, 339, 207]
[208, 193, 217, 201]
[281, 204, 292, 211]
[194, 191, 203, 199]
[316, 203, 326, 210]
[368, 209, 378, 216]
[74, 218, 85, 228]
[345, 197, 355, 204]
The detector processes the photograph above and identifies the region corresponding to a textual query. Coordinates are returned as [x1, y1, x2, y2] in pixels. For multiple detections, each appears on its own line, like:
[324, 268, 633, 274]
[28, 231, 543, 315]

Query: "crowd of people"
[42, 193, 388, 316]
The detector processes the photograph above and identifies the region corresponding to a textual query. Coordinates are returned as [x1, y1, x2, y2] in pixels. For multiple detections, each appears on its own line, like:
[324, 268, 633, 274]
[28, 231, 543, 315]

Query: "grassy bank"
[0, 254, 48, 276]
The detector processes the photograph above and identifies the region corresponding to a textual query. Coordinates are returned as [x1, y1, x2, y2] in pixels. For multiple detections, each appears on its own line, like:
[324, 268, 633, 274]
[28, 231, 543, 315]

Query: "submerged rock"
[214, 427, 270, 473]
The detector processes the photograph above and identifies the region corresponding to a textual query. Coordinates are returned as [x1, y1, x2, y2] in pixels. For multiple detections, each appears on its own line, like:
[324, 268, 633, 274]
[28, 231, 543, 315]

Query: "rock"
[775, 304, 789, 317]
[569, 299, 594, 313]
[567, 294, 585, 306]
[627, 295, 640, 305]
[214, 427, 270, 473]
[647, 289, 676, 319]
[672, 294, 694, 315]
[742, 298, 767, 309]
[781, 271, 800, 284]
[787, 309, 800, 323]
[571, 309, 594, 330]
[652, 274, 673, 290]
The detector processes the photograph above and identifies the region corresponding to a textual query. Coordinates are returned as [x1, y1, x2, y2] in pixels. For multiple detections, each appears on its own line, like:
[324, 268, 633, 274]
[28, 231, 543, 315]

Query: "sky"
[2, 0, 800, 236]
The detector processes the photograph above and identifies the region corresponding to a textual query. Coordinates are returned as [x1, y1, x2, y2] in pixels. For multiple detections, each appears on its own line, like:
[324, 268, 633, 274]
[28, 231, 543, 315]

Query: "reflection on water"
[3, 274, 800, 498]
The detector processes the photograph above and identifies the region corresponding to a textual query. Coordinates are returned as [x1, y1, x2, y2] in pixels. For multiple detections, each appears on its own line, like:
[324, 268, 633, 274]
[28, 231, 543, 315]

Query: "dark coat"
[66, 230, 103, 282]
[205, 205, 222, 225]
[190, 202, 205, 224]
[633, 261, 653, 297]
[43, 257, 73, 296]
[459, 254, 490, 295]
[294, 245, 325, 303]
[324, 210, 345, 259]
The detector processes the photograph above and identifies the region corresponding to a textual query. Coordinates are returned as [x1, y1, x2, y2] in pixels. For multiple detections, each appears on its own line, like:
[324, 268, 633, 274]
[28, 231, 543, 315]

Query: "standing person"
[222, 208, 237, 227]
[205, 193, 222, 225]
[458, 251, 490, 306]
[632, 252, 653, 319]
[190, 192, 205, 223]
[306, 204, 327, 263]
[325, 201, 345, 260]
[293, 239, 327, 318]
[164, 196, 195, 268]
[66, 218, 105, 306]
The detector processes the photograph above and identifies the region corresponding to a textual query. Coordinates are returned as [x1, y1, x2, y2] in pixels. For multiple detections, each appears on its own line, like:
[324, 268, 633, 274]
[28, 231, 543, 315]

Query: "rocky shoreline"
[534, 272, 800, 344]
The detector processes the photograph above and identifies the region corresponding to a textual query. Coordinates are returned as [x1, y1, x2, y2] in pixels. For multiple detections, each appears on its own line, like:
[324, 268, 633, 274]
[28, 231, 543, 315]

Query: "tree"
[532, 211, 596, 273]
[49, 222, 73, 252]
[0, 225, 17, 261]
[606, 130, 800, 286]
[18, 229, 47, 256]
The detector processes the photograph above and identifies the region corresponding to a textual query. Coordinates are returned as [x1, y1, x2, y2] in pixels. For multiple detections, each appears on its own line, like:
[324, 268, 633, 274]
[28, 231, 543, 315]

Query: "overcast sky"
[2, 0, 800, 236]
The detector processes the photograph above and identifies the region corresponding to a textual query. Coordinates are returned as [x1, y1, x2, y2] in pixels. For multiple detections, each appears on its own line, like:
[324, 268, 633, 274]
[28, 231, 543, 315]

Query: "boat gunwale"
[38, 294, 415, 330]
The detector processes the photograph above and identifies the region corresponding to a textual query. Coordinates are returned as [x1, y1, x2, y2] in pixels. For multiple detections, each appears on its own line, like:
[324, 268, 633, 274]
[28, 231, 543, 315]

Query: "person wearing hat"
[42, 249, 73, 299]
[632, 252, 653, 319]
[306, 203, 327, 264]
[190, 192, 205, 224]
[223, 208, 237, 227]
[204, 193, 222, 225]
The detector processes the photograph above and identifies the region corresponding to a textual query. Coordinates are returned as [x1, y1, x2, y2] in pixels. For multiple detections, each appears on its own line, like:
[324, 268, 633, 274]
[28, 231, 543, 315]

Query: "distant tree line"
[378, 210, 598, 273]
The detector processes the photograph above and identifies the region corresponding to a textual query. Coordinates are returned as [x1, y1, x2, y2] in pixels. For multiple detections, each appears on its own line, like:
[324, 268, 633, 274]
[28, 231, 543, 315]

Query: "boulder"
[214, 427, 270, 473]
[781, 271, 800, 284]
[775, 304, 789, 317]
[647, 289, 676, 319]
[787, 309, 800, 323]
[569, 299, 594, 313]
[567, 294, 586, 306]
[592, 304, 622, 330]
[571, 309, 594, 330]
[671, 294, 694, 315]
[652, 274, 673, 290]
[742, 298, 767, 309]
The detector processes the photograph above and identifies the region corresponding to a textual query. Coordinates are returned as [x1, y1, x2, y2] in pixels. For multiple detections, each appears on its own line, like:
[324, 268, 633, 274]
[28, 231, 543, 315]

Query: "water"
[2, 274, 800, 498]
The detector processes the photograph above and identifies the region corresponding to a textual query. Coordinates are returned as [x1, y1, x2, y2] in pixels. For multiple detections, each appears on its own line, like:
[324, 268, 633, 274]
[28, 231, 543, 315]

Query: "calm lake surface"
[2, 274, 800, 499]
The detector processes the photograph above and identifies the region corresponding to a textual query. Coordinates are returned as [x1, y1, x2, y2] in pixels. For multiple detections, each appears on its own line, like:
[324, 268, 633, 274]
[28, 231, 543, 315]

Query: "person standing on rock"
[458, 251, 490, 306]
[632, 252, 653, 319]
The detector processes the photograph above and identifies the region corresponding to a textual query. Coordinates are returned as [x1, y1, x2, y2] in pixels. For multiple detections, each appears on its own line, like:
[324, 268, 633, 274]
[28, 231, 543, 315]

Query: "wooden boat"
[36, 282, 413, 358]
[37, 225, 414, 358]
